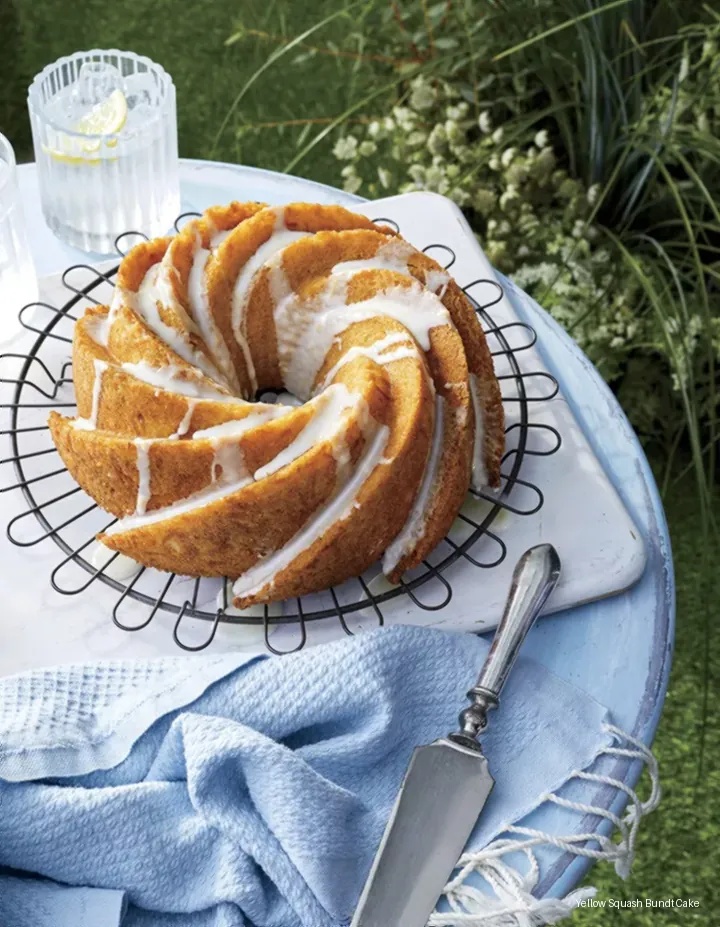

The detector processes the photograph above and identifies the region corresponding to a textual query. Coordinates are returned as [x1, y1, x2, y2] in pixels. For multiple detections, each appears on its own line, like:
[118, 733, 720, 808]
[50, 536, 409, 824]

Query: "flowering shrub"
[332, 47, 720, 446]
[333, 79, 646, 384]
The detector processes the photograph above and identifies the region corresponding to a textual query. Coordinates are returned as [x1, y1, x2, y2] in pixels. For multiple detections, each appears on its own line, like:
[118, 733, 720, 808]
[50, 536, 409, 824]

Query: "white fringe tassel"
[429, 723, 661, 926]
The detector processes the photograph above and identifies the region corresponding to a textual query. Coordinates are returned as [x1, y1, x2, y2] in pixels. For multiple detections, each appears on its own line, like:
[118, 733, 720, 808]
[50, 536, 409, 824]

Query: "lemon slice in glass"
[76, 89, 128, 136]
[47, 90, 127, 163]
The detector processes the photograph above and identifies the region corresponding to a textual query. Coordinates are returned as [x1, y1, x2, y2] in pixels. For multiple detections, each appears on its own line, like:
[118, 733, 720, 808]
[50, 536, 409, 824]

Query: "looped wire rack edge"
[0, 213, 561, 654]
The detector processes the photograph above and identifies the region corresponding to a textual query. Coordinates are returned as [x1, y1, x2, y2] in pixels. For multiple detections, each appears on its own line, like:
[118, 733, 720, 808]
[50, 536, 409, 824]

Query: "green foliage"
[572, 458, 720, 924]
[334, 79, 652, 377]
[0, 1, 31, 157]
[218, 0, 720, 500]
[224, 13, 720, 869]
[331, 46, 717, 463]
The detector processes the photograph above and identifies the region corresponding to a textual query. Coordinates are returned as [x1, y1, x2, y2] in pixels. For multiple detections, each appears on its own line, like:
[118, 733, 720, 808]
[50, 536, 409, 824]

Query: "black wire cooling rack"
[0, 213, 561, 654]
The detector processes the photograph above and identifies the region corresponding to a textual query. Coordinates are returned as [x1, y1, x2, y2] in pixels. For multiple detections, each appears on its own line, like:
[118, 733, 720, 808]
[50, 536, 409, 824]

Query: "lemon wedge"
[76, 89, 128, 136]
[46, 90, 127, 164]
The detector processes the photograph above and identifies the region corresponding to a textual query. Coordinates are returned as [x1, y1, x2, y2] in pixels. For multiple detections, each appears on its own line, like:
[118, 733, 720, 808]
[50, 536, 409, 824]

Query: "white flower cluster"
[330, 53, 720, 424]
[330, 75, 647, 376]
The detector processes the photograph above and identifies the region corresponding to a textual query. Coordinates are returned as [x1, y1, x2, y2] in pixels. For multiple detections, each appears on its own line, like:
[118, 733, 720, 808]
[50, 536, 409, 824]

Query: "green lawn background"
[2, 0, 377, 176]
[1, 1, 719, 923]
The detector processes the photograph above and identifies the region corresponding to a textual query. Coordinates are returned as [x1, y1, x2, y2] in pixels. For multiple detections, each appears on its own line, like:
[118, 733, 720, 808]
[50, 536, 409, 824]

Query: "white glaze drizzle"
[187, 238, 240, 392]
[106, 430, 256, 538]
[103, 385, 373, 549]
[264, 249, 296, 306]
[117, 406, 281, 526]
[229, 207, 310, 394]
[331, 432, 353, 494]
[104, 472, 254, 536]
[88, 287, 127, 347]
[232, 422, 389, 601]
[455, 404, 469, 427]
[192, 407, 287, 441]
[330, 240, 450, 300]
[124, 263, 227, 386]
[73, 359, 108, 430]
[175, 400, 197, 437]
[253, 384, 358, 481]
[317, 332, 418, 394]
[212, 229, 232, 247]
[278, 280, 451, 399]
[382, 395, 445, 575]
[134, 438, 153, 515]
[329, 238, 416, 277]
[85, 310, 112, 347]
[90, 542, 142, 581]
[119, 361, 237, 401]
[211, 439, 247, 484]
[468, 373, 488, 490]
[424, 268, 450, 298]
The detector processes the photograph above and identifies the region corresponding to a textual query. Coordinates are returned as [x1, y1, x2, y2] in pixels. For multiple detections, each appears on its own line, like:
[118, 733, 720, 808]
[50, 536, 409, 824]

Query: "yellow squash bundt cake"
[49, 201, 505, 607]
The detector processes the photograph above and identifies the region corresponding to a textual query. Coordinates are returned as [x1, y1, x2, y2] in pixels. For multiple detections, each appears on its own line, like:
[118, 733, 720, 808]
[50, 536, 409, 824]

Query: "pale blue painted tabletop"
[17, 157, 675, 900]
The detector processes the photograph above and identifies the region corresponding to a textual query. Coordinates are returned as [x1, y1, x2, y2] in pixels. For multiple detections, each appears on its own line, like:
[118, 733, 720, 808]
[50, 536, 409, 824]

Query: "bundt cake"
[49, 201, 504, 607]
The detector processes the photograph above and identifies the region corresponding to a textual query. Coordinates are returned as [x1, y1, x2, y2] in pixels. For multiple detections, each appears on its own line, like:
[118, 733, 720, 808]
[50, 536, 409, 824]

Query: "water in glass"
[28, 50, 180, 254]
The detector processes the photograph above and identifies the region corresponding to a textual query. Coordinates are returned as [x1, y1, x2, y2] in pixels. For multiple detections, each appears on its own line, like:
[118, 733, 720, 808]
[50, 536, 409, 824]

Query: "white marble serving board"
[0, 192, 645, 671]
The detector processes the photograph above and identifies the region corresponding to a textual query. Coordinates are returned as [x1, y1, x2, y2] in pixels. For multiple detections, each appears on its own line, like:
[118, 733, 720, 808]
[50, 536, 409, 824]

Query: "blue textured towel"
[0, 626, 610, 926]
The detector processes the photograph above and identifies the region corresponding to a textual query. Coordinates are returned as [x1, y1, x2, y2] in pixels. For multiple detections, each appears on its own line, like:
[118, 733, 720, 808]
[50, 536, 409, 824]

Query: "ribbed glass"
[28, 49, 180, 254]
[0, 133, 37, 343]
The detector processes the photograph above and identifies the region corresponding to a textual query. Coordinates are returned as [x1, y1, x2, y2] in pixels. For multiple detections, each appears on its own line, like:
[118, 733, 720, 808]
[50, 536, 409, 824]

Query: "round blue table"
[16, 157, 674, 900]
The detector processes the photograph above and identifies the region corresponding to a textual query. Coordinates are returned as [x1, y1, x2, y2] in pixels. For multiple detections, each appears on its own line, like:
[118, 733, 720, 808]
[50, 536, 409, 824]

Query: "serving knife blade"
[351, 543, 561, 927]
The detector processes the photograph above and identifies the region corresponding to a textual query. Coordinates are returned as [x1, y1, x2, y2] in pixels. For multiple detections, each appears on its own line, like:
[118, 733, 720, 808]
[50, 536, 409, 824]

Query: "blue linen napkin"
[0, 626, 610, 926]
[0, 872, 127, 927]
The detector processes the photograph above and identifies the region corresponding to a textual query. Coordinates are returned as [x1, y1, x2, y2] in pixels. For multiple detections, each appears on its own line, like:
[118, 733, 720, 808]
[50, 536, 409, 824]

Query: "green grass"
[4, 0, 389, 185]
[573, 458, 720, 924]
[3, 2, 720, 922]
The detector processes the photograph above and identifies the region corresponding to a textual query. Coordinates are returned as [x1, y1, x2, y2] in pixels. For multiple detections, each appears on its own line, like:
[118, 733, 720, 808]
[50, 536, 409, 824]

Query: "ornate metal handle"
[450, 544, 561, 748]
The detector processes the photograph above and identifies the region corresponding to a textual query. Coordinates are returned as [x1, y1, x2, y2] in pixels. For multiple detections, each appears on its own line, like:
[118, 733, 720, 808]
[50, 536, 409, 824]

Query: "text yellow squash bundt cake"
[49, 201, 505, 607]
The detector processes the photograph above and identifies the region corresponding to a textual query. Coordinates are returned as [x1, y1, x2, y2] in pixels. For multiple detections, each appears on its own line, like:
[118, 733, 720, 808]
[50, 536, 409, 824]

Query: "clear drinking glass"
[28, 49, 180, 254]
[0, 133, 38, 343]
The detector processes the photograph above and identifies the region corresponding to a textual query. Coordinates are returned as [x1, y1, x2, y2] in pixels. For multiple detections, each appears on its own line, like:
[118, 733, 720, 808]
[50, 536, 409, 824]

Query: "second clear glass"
[27, 49, 180, 254]
[0, 133, 37, 343]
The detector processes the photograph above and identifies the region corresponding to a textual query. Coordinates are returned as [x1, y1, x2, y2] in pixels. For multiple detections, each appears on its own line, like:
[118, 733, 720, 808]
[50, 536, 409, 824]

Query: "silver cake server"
[351, 543, 561, 927]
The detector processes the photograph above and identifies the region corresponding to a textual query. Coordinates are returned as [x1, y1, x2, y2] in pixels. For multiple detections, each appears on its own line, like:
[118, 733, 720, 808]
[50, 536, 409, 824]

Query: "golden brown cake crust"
[50, 200, 505, 605]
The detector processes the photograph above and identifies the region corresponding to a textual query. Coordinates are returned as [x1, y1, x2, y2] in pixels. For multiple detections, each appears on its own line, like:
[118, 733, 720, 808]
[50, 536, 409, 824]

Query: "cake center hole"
[256, 389, 303, 407]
